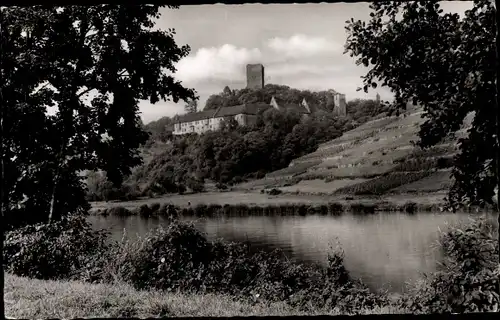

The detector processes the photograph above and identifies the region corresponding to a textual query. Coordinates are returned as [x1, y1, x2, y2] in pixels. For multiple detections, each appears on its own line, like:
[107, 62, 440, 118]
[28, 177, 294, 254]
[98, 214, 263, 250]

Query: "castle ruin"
[246, 64, 265, 89]
[333, 93, 347, 116]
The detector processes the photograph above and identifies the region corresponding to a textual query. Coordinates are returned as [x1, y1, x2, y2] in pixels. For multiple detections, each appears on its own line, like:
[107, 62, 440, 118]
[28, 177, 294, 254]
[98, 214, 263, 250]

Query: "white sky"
[133, 2, 474, 123]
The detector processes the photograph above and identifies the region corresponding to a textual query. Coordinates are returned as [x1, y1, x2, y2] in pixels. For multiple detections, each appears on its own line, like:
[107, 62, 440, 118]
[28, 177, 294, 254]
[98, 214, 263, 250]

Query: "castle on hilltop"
[172, 64, 347, 135]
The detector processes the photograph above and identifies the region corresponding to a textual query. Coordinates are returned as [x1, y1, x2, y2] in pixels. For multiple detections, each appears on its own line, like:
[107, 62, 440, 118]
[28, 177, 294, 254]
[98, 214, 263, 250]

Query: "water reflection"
[88, 211, 496, 293]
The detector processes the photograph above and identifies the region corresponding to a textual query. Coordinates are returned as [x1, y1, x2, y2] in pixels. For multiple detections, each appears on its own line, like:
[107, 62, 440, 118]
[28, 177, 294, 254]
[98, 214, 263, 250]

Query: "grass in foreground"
[4, 274, 406, 318]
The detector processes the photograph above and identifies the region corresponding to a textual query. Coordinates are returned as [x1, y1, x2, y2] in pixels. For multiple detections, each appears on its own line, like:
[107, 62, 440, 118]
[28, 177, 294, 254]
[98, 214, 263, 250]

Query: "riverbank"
[90, 190, 496, 216]
[4, 274, 406, 318]
[89, 199, 493, 219]
[91, 191, 451, 211]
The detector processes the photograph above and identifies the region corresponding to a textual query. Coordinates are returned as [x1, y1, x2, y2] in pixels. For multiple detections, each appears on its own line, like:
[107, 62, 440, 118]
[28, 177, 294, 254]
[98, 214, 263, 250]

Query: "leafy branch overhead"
[1, 5, 196, 227]
[344, 0, 498, 209]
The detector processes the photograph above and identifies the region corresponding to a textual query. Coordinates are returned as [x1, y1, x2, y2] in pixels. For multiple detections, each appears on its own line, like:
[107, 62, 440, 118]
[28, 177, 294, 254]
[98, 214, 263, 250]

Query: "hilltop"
[234, 107, 473, 202]
[85, 82, 389, 202]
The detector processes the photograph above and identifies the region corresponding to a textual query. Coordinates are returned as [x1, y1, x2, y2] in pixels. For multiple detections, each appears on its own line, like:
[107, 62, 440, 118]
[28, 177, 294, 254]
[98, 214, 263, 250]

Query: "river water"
[88, 211, 496, 293]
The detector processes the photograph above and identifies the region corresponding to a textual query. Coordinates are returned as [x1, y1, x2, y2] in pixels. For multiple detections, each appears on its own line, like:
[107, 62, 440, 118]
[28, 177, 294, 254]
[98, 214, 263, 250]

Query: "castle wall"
[173, 119, 211, 135]
[174, 113, 261, 135]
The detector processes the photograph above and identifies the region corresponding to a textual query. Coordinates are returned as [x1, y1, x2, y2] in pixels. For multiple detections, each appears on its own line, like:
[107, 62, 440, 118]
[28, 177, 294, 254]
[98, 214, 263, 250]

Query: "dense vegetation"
[401, 219, 499, 313]
[345, 0, 498, 211]
[204, 84, 385, 115]
[91, 202, 421, 217]
[4, 215, 498, 314]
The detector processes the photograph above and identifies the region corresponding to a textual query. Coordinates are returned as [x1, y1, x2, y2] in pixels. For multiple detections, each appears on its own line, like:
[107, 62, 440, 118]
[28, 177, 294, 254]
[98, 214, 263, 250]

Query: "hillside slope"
[236, 108, 472, 198]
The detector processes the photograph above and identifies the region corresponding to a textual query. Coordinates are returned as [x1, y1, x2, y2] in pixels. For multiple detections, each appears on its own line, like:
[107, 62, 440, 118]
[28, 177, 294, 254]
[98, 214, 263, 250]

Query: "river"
[88, 211, 496, 293]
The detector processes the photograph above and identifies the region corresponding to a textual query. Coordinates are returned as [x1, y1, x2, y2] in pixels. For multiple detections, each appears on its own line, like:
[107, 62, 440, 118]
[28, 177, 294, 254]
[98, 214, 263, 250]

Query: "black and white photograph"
[2, 1, 499, 317]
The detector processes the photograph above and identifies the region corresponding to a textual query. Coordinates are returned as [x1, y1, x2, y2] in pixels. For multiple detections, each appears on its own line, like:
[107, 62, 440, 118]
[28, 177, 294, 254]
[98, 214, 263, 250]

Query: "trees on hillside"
[184, 99, 198, 114]
[344, 0, 498, 211]
[346, 99, 387, 123]
[203, 84, 342, 111]
[121, 108, 355, 197]
[1, 5, 196, 228]
[89, 88, 384, 200]
[144, 116, 174, 143]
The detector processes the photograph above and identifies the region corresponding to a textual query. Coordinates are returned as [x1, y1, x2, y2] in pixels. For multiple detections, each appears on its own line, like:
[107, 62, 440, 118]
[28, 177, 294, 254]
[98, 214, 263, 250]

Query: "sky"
[139, 1, 473, 124]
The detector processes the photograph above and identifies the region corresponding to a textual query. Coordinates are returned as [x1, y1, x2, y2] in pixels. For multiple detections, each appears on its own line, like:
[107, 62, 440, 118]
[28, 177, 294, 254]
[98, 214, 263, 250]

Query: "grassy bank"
[4, 274, 406, 318]
[90, 201, 492, 219]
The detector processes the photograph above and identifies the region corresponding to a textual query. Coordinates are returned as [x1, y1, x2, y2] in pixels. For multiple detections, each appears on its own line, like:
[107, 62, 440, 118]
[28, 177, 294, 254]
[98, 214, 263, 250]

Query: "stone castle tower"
[333, 93, 347, 116]
[246, 64, 265, 89]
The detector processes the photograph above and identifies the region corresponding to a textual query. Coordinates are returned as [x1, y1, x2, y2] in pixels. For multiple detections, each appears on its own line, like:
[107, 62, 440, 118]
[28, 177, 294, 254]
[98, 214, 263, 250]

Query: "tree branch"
[77, 87, 93, 98]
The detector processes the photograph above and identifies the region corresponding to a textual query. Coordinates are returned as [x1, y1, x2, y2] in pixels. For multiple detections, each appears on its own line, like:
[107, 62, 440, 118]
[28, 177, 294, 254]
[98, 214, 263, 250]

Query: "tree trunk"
[48, 145, 65, 223]
[495, 0, 500, 247]
[495, 2, 500, 301]
[48, 171, 59, 223]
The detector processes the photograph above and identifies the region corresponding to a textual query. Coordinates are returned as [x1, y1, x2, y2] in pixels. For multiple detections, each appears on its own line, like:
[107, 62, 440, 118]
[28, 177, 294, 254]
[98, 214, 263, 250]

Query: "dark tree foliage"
[344, 0, 498, 211]
[184, 98, 198, 114]
[144, 116, 175, 143]
[346, 99, 387, 123]
[1, 5, 196, 227]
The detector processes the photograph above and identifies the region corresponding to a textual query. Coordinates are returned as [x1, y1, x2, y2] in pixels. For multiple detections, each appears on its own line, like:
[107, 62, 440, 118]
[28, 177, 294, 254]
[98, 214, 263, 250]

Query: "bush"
[401, 218, 499, 313]
[268, 188, 283, 196]
[216, 183, 228, 190]
[436, 156, 454, 169]
[136, 204, 152, 217]
[157, 203, 178, 218]
[106, 221, 212, 292]
[3, 215, 110, 281]
[107, 206, 133, 216]
[231, 176, 243, 184]
[186, 178, 205, 193]
[350, 203, 376, 214]
[289, 245, 389, 314]
[403, 202, 417, 214]
[150, 202, 161, 213]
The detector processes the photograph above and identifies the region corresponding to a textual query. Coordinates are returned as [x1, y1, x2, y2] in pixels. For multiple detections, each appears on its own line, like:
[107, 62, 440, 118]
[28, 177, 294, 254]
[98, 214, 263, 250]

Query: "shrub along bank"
[92, 201, 451, 218]
[91, 201, 496, 219]
[3, 214, 499, 315]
